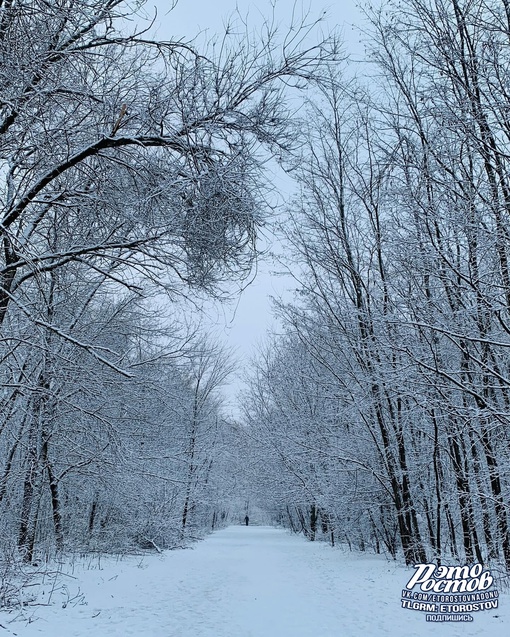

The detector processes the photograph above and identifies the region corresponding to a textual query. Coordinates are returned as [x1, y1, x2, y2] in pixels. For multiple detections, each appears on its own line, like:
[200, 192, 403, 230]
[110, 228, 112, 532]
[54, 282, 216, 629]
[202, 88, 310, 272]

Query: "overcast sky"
[142, 0, 367, 416]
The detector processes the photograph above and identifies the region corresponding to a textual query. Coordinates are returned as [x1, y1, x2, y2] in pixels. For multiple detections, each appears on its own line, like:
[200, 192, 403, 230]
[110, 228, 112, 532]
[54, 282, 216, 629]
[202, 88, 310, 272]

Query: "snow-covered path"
[2, 526, 508, 637]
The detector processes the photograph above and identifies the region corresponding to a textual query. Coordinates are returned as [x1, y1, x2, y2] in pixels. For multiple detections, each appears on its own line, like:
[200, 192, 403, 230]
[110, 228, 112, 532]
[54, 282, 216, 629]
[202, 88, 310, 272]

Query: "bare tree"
[0, 0, 340, 336]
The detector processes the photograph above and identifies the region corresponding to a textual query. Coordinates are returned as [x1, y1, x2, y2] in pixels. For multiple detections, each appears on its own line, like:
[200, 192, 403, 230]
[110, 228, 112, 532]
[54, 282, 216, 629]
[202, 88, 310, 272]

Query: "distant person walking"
[244, 515, 249, 526]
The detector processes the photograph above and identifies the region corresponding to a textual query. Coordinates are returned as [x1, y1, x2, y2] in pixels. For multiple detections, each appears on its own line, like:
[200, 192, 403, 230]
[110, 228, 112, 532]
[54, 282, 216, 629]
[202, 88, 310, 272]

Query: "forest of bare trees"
[3, 0, 510, 609]
[0, 0, 339, 602]
[244, 0, 510, 573]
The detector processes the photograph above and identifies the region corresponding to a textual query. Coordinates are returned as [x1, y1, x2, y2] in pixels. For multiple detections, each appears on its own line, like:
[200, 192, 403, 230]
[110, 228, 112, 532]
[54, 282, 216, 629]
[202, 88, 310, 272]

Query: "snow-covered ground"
[1, 526, 507, 637]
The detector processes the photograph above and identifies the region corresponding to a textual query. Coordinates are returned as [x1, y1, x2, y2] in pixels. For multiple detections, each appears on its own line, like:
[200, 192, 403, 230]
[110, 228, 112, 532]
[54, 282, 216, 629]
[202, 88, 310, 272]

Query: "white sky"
[141, 0, 367, 416]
